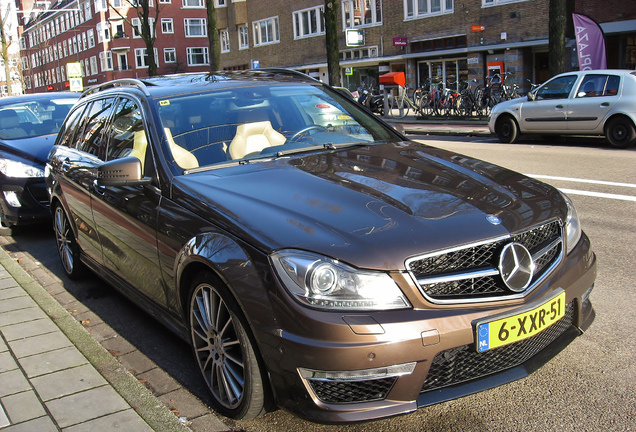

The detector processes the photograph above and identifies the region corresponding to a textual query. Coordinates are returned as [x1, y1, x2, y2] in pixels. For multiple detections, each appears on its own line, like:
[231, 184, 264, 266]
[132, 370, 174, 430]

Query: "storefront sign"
[467, 56, 480, 65]
[346, 29, 364, 47]
[393, 37, 407, 46]
[471, 25, 485, 31]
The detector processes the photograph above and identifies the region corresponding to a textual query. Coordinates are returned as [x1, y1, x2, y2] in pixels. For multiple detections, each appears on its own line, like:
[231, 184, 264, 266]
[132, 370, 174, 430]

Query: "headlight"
[561, 192, 582, 254]
[270, 249, 410, 311]
[0, 158, 44, 178]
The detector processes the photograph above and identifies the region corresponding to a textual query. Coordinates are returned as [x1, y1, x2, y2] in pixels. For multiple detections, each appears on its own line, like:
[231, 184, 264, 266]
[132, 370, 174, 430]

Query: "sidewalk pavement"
[387, 115, 492, 137]
[0, 248, 197, 431]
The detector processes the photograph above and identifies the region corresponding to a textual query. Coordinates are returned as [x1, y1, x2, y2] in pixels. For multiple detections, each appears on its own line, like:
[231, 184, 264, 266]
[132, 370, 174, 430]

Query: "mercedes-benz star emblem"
[498, 242, 535, 292]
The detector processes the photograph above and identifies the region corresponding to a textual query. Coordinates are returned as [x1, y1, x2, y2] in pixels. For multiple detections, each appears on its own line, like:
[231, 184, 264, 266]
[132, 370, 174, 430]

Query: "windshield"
[155, 83, 399, 172]
[0, 98, 77, 140]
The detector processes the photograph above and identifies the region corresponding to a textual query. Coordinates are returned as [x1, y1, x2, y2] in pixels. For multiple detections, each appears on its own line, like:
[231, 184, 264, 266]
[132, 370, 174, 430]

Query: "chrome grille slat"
[407, 220, 563, 304]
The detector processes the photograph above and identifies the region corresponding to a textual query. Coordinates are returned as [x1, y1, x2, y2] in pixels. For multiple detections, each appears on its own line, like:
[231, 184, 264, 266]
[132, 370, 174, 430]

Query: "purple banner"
[572, 13, 607, 70]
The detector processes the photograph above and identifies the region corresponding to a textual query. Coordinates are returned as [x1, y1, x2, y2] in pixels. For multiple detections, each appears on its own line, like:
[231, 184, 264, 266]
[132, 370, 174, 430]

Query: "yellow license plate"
[476, 291, 566, 353]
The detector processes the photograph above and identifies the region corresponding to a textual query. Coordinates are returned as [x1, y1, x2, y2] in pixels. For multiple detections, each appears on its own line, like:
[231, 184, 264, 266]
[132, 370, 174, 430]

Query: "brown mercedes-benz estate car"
[46, 70, 596, 423]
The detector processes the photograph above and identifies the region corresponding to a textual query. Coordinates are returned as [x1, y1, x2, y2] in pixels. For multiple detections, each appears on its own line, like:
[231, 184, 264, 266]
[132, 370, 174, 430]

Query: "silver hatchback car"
[489, 69, 636, 148]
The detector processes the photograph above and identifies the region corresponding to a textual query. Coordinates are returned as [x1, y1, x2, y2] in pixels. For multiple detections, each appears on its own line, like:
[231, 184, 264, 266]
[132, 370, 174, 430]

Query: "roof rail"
[250, 68, 320, 82]
[80, 78, 153, 98]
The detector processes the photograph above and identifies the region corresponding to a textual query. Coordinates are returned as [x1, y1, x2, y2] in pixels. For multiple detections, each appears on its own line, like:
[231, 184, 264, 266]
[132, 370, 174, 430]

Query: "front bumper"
[261, 234, 596, 423]
[0, 177, 50, 227]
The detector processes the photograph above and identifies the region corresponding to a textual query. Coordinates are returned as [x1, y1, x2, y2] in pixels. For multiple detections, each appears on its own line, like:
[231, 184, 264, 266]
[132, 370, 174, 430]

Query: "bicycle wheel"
[419, 92, 434, 117]
[388, 94, 409, 119]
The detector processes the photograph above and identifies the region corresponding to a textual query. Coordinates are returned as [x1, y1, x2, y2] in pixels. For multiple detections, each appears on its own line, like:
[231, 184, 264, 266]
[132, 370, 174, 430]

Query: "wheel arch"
[495, 112, 520, 131]
[604, 112, 636, 133]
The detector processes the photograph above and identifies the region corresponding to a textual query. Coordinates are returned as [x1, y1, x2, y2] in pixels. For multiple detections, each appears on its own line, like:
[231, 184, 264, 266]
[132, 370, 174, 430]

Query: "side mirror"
[97, 157, 150, 186]
[527, 91, 536, 101]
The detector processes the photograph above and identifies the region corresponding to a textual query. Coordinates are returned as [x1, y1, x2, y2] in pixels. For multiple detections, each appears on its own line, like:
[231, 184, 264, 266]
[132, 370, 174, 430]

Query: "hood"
[0, 134, 58, 165]
[173, 141, 565, 270]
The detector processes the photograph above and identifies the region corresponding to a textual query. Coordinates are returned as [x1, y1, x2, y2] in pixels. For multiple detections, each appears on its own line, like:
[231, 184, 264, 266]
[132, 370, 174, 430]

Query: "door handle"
[61, 157, 71, 170]
[601, 102, 610, 107]
[555, 105, 564, 109]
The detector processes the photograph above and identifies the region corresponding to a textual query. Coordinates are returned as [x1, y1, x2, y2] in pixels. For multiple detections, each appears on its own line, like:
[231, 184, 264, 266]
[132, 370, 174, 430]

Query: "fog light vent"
[309, 377, 397, 404]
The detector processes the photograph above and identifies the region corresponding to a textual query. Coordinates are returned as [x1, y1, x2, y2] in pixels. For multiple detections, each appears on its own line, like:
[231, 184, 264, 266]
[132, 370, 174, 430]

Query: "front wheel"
[53, 204, 85, 280]
[189, 273, 268, 420]
[496, 116, 519, 143]
[605, 117, 636, 149]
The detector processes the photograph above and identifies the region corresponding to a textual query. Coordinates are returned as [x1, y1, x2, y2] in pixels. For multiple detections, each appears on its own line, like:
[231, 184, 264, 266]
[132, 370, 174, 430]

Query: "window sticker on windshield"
[159, 100, 170, 106]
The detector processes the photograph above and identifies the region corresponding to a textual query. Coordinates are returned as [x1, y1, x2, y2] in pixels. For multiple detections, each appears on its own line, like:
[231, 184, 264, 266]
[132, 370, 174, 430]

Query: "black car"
[0, 92, 78, 227]
[46, 71, 595, 423]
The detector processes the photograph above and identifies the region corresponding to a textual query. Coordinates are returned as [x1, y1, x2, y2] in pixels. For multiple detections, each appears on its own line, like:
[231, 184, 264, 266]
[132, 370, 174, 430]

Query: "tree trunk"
[207, 3, 220, 72]
[548, 0, 566, 76]
[324, 0, 341, 86]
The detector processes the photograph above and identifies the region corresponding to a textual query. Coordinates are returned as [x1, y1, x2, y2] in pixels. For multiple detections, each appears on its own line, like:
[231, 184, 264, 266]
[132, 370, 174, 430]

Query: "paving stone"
[159, 388, 210, 419]
[118, 350, 156, 375]
[0, 287, 26, 299]
[0, 350, 18, 372]
[137, 367, 182, 396]
[1, 318, 59, 342]
[3, 415, 57, 432]
[0, 307, 47, 327]
[0, 369, 31, 398]
[45, 386, 131, 429]
[100, 335, 137, 357]
[62, 409, 154, 432]
[84, 322, 117, 342]
[187, 413, 231, 432]
[19, 346, 88, 378]
[0, 403, 9, 428]
[0, 296, 37, 314]
[2, 390, 47, 424]
[8, 331, 72, 359]
[31, 364, 108, 402]
[0, 278, 18, 290]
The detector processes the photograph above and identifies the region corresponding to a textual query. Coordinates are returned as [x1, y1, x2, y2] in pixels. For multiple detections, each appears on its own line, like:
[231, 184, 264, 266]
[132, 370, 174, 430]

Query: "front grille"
[308, 377, 397, 404]
[420, 301, 574, 394]
[407, 220, 563, 303]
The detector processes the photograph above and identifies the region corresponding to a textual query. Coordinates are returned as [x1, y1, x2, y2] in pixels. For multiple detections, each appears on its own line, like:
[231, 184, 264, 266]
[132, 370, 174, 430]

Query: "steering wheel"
[289, 125, 328, 142]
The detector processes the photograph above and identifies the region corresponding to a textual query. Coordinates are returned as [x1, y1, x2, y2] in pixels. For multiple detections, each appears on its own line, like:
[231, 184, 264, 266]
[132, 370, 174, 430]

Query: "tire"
[189, 272, 268, 420]
[605, 117, 636, 149]
[53, 204, 85, 280]
[496, 116, 519, 144]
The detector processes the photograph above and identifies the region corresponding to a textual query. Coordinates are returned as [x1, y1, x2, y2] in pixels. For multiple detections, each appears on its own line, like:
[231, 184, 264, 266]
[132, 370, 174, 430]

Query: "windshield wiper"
[277, 142, 371, 157]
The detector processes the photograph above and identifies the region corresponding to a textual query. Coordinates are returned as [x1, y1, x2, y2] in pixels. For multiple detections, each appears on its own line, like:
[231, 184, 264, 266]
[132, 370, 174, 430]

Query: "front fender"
[175, 233, 276, 337]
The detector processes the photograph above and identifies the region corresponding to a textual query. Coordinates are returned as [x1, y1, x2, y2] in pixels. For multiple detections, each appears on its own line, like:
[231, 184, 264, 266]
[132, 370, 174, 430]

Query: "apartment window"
[482, 0, 523, 5]
[253, 17, 279, 46]
[21, 57, 29, 70]
[100, 51, 113, 71]
[88, 29, 95, 48]
[132, 18, 141, 38]
[405, 0, 453, 18]
[164, 48, 176, 63]
[90, 56, 98, 75]
[238, 25, 248, 49]
[293, 6, 325, 39]
[185, 18, 207, 37]
[220, 29, 230, 52]
[183, 0, 204, 7]
[215, 0, 226, 6]
[112, 21, 125, 38]
[117, 52, 129, 71]
[19, 37, 26, 50]
[82, 33, 88, 50]
[186, 47, 208, 65]
[94, 0, 107, 12]
[159, 0, 171, 3]
[97, 21, 111, 42]
[135, 48, 148, 68]
[161, 18, 174, 34]
[342, 0, 382, 27]
[83, 1, 92, 20]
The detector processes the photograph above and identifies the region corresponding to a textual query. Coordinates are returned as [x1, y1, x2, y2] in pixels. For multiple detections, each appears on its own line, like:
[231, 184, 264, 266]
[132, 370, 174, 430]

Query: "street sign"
[67, 62, 83, 78]
[345, 67, 353, 76]
[69, 77, 83, 92]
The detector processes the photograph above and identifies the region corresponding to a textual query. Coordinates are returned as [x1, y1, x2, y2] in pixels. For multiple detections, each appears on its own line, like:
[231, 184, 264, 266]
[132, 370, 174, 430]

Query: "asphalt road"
[2, 134, 634, 432]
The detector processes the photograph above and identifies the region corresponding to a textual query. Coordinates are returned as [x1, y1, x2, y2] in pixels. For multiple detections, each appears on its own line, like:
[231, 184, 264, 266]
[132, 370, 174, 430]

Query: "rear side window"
[576, 74, 621, 98]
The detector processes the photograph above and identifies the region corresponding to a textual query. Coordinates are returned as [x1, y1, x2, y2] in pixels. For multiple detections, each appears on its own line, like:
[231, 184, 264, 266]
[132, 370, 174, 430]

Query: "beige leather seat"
[128, 131, 148, 171]
[164, 127, 199, 170]
[228, 121, 286, 160]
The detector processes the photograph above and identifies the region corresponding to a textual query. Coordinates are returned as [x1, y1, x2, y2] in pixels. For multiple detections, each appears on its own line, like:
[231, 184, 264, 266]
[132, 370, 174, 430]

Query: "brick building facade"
[12, 0, 636, 95]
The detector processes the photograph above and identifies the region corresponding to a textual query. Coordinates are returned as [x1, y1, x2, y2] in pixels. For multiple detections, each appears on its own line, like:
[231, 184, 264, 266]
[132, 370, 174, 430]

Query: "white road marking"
[526, 174, 636, 189]
[558, 188, 636, 202]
